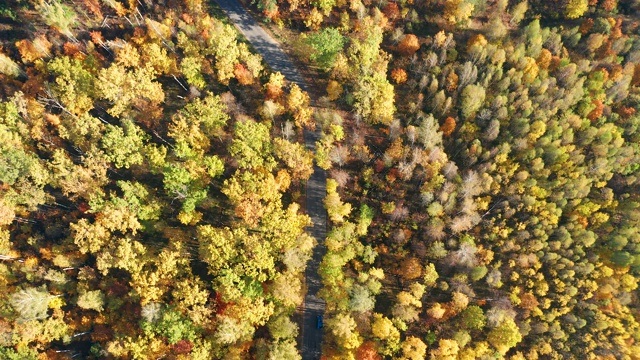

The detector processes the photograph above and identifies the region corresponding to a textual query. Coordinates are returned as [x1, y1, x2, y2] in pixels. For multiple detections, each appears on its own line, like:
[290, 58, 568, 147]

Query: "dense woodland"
[2, 0, 640, 359]
[288, 0, 640, 358]
[0, 0, 317, 358]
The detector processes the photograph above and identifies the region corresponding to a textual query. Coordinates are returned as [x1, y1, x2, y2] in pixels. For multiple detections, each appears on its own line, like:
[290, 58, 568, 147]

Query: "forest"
[1, 0, 640, 359]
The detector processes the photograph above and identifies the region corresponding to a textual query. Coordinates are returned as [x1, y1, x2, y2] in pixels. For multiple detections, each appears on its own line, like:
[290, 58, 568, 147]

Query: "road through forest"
[213, 0, 327, 359]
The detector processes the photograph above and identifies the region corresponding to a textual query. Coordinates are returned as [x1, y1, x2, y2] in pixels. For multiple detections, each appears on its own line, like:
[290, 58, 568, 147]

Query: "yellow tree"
[287, 84, 314, 129]
[399, 336, 427, 360]
[273, 138, 314, 181]
[97, 63, 164, 117]
[324, 179, 352, 223]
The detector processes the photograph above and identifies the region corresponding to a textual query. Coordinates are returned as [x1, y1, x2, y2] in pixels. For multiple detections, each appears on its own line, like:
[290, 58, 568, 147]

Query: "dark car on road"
[316, 315, 323, 329]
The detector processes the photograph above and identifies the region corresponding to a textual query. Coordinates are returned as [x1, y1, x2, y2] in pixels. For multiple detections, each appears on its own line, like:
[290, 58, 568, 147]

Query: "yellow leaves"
[169, 115, 210, 155]
[287, 84, 314, 129]
[535, 279, 549, 297]
[260, 100, 285, 120]
[427, 303, 446, 320]
[72, 218, 111, 254]
[223, 169, 281, 208]
[371, 313, 399, 340]
[179, 209, 203, 226]
[275, 169, 291, 192]
[141, 42, 176, 75]
[521, 56, 539, 84]
[460, 84, 485, 120]
[487, 318, 522, 355]
[239, 45, 264, 79]
[597, 264, 615, 278]
[450, 292, 469, 312]
[273, 138, 314, 181]
[16, 35, 52, 63]
[131, 271, 165, 305]
[325, 179, 352, 223]
[287, 0, 304, 11]
[270, 272, 303, 307]
[430, 338, 460, 360]
[227, 297, 275, 327]
[397, 291, 422, 308]
[115, 41, 140, 68]
[95, 237, 147, 276]
[326, 80, 344, 100]
[156, 244, 189, 279]
[305, 8, 324, 31]
[400, 336, 427, 360]
[527, 120, 546, 143]
[197, 225, 238, 271]
[14, 310, 69, 347]
[145, 18, 172, 40]
[97, 63, 164, 117]
[331, 52, 350, 81]
[97, 202, 141, 235]
[0, 230, 11, 255]
[50, 149, 109, 200]
[0, 200, 15, 226]
[434, 31, 449, 48]
[369, 267, 384, 280]
[48, 296, 65, 310]
[529, 185, 548, 199]
[565, 0, 589, 19]
[443, 0, 474, 26]
[172, 278, 213, 325]
[466, 34, 487, 52]
[265, 72, 285, 100]
[620, 273, 638, 292]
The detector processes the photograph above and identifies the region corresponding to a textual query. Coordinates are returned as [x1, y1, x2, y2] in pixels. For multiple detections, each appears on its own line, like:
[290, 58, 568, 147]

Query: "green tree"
[0, 347, 38, 360]
[181, 93, 229, 139]
[460, 84, 485, 120]
[141, 307, 199, 345]
[46, 56, 95, 115]
[353, 74, 395, 125]
[162, 163, 208, 219]
[460, 305, 486, 330]
[180, 56, 207, 90]
[101, 119, 148, 169]
[268, 313, 299, 340]
[306, 28, 345, 69]
[487, 318, 522, 354]
[229, 119, 276, 170]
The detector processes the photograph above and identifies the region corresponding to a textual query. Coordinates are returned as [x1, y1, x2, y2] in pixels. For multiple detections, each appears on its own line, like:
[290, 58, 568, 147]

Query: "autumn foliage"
[397, 34, 420, 56]
[440, 116, 456, 136]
